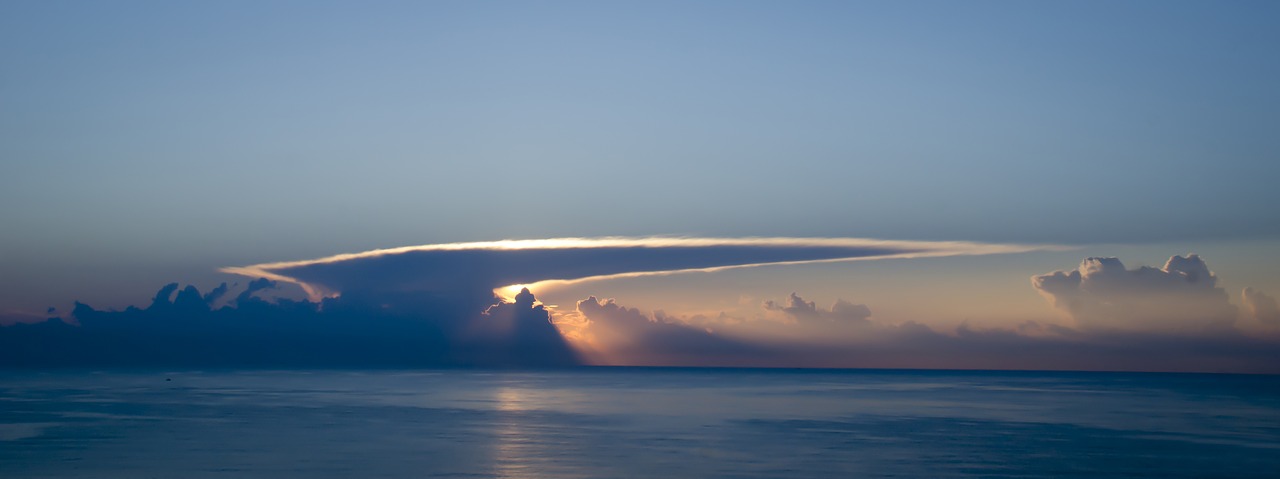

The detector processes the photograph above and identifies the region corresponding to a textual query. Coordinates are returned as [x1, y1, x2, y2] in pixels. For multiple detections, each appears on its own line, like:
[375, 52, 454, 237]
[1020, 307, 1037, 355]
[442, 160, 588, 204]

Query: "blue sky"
[2, 1, 1279, 370]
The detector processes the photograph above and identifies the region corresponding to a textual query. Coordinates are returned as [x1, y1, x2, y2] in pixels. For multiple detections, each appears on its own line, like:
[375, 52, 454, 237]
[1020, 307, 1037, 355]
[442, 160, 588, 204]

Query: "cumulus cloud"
[1242, 287, 1280, 325]
[0, 281, 576, 368]
[444, 287, 579, 367]
[763, 293, 872, 324]
[1031, 255, 1236, 332]
[202, 282, 230, 305]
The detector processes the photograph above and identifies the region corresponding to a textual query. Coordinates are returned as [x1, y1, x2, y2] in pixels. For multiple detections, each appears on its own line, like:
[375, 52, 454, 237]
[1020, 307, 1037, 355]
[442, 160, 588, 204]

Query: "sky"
[3, 1, 1279, 372]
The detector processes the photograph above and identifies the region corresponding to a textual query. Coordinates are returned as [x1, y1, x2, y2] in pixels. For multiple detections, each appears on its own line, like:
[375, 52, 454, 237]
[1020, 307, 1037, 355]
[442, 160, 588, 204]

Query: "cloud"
[202, 282, 230, 305]
[464, 288, 578, 366]
[235, 278, 277, 305]
[186, 235, 1053, 368]
[763, 293, 872, 324]
[18, 234, 1055, 369]
[571, 296, 764, 366]
[0, 281, 577, 368]
[561, 294, 1280, 373]
[221, 236, 1061, 301]
[16, 235, 1275, 372]
[9, 275, 1280, 372]
[0, 310, 56, 327]
[1031, 255, 1236, 332]
[1242, 287, 1280, 325]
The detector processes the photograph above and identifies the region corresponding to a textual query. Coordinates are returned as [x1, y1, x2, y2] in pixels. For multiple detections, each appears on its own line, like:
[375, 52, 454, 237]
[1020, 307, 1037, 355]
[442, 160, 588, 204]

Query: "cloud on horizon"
[1031, 255, 1237, 333]
[763, 293, 873, 325]
[569, 296, 766, 365]
[7, 236, 1056, 369]
[6, 277, 1279, 373]
[0, 281, 577, 368]
[561, 293, 1280, 373]
[8, 241, 1279, 373]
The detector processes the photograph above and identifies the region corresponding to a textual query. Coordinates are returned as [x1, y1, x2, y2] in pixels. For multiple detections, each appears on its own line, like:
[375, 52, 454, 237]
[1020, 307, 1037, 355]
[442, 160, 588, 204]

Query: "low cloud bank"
[0, 281, 575, 368]
[570, 296, 767, 365]
[568, 292, 1280, 373]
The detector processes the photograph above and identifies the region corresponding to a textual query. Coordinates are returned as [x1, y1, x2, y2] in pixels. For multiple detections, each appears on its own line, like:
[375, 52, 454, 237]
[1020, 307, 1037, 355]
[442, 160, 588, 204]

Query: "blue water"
[2, 368, 1278, 478]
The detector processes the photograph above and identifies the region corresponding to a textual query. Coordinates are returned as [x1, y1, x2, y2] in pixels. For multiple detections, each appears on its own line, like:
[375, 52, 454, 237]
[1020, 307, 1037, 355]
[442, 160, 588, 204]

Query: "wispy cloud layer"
[222, 236, 1063, 300]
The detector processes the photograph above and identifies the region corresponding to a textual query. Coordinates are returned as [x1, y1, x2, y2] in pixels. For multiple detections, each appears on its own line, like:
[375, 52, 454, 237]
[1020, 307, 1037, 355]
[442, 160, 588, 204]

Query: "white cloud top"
[1032, 255, 1236, 332]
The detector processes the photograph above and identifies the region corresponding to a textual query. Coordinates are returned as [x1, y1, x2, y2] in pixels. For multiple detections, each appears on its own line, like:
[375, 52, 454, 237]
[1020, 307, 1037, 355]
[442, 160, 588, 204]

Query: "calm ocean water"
[1, 368, 1278, 478]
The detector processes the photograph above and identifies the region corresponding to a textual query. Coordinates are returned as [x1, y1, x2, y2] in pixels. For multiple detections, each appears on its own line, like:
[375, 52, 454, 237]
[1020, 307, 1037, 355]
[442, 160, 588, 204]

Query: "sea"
[2, 368, 1278, 478]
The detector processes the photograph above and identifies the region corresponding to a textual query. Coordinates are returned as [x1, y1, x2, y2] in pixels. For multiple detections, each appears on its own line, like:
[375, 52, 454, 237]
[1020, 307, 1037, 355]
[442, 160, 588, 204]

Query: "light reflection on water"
[492, 387, 539, 479]
[1, 368, 1278, 478]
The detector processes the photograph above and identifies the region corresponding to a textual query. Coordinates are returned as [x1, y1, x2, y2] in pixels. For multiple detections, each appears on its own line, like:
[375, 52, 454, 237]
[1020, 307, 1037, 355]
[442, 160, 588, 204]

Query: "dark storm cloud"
[223, 237, 1054, 300]
[17, 235, 1052, 369]
[18, 238, 1268, 371]
[0, 281, 576, 368]
[463, 288, 578, 367]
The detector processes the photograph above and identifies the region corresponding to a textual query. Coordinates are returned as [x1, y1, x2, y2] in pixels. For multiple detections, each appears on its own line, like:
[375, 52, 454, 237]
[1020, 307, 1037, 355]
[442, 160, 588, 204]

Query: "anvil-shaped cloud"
[220, 237, 1061, 301]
